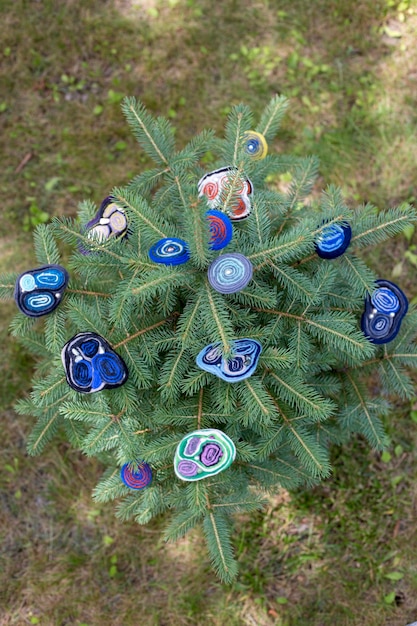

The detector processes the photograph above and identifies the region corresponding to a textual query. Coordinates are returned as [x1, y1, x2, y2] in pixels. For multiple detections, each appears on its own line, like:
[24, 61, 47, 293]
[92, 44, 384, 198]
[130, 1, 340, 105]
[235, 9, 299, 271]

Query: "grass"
[2, 0, 417, 624]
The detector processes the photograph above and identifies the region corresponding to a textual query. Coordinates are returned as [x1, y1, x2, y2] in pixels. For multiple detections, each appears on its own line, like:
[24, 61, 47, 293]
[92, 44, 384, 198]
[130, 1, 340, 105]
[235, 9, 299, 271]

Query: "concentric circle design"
[243, 131, 268, 160]
[149, 237, 190, 265]
[315, 222, 352, 259]
[208, 253, 253, 294]
[367, 314, 391, 341]
[120, 462, 153, 490]
[371, 288, 400, 314]
[14, 265, 69, 317]
[72, 360, 93, 389]
[61, 331, 128, 393]
[23, 292, 55, 314]
[174, 429, 236, 482]
[206, 210, 233, 251]
[202, 181, 219, 200]
[361, 279, 408, 344]
[196, 338, 262, 382]
[19, 274, 36, 292]
[95, 352, 126, 385]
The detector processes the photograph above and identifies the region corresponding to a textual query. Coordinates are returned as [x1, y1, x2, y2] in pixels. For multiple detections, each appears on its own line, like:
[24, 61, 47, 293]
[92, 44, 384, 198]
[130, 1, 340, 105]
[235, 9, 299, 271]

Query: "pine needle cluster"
[2, 96, 417, 582]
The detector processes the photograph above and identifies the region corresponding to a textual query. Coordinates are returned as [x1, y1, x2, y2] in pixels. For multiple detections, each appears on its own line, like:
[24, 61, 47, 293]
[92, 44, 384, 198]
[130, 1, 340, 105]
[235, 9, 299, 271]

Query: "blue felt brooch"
[149, 238, 190, 265]
[206, 210, 233, 251]
[207, 253, 253, 294]
[120, 462, 153, 490]
[14, 265, 69, 317]
[315, 222, 352, 259]
[61, 332, 128, 393]
[196, 338, 262, 382]
[361, 279, 408, 344]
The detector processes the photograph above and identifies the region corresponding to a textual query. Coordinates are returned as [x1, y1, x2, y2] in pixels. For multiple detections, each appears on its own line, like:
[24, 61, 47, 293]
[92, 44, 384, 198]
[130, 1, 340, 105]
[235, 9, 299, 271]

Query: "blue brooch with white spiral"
[315, 222, 352, 259]
[361, 279, 408, 344]
[196, 338, 262, 382]
[149, 238, 190, 265]
[207, 253, 253, 294]
[14, 265, 69, 317]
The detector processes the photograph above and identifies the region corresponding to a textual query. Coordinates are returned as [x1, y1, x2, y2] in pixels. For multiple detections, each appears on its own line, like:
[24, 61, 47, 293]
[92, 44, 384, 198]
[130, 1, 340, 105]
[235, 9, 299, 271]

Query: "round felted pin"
[120, 462, 153, 490]
[61, 332, 128, 393]
[148, 238, 190, 265]
[207, 252, 253, 294]
[174, 429, 236, 481]
[315, 222, 352, 259]
[206, 210, 233, 251]
[243, 131, 268, 160]
[361, 279, 408, 344]
[14, 264, 69, 317]
[196, 338, 262, 383]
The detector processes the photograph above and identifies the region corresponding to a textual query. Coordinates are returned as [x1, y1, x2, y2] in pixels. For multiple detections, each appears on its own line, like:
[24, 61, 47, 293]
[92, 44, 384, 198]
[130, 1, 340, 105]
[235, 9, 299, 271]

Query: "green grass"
[2, 0, 417, 624]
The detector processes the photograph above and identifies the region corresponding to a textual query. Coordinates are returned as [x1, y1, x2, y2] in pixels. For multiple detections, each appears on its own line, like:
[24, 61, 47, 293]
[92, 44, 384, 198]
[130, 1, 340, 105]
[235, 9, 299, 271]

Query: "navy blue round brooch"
[315, 222, 352, 259]
[149, 238, 190, 265]
[14, 265, 69, 317]
[120, 461, 152, 490]
[61, 332, 128, 393]
[361, 279, 408, 344]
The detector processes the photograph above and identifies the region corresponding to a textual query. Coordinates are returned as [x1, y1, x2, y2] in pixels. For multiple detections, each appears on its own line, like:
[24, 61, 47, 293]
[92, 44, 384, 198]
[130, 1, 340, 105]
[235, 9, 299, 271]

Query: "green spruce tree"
[2, 96, 417, 582]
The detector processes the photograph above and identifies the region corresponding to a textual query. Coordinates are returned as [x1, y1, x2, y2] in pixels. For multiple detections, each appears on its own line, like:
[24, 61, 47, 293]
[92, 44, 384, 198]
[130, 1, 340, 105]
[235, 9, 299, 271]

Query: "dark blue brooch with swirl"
[61, 332, 128, 393]
[361, 279, 408, 344]
[120, 461, 153, 490]
[196, 338, 262, 382]
[315, 222, 352, 259]
[149, 237, 190, 265]
[14, 265, 69, 317]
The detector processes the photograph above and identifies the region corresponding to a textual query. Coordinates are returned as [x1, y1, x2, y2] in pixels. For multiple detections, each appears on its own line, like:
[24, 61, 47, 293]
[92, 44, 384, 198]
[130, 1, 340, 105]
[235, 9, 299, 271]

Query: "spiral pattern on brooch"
[206, 210, 233, 250]
[196, 338, 262, 382]
[361, 279, 408, 344]
[315, 222, 352, 259]
[84, 197, 128, 247]
[367, 314, 391, 340]
[174, 429, 236, 482]
[15, 265, 69, 318]
[61, 332, 128, 393]
[371, 287, 400, 314]
[243, 131, 268, 160]
[149, 238, 190, 265]
[94, 353, 126, 385]
[120, 462, 153, 490]
[207, 253, 253, 294]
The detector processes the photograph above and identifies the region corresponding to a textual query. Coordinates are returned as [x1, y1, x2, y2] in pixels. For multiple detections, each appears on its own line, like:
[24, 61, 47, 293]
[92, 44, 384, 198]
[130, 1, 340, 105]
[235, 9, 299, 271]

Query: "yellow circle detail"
[243, 131, 268, 160]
